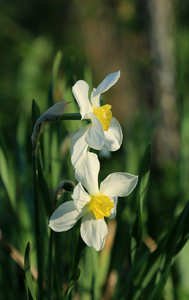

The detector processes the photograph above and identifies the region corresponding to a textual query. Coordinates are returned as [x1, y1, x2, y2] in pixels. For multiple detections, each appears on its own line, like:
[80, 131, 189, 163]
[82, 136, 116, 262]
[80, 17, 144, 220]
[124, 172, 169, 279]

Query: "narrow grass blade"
[63, 268, 81, 299]
[32, 99, 41, 128]
[133, 202, 189, 300]
[52, 51, 62, 82]
[0, 146, 16, 209]
[37, 156, 52, 217]
[24, 242, 36, 300]
[132, 143, 151, 244]
[48, 51, 62, 106]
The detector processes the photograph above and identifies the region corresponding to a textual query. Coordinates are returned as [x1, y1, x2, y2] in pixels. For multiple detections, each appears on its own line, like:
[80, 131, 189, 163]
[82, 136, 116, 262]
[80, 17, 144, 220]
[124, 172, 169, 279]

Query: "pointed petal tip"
[100, 172, 138, 198]
[109, 70, 120, 79]
[115, 70, 120, 76]
[48, 222, 54, 231]
[94, 70, 121, 97]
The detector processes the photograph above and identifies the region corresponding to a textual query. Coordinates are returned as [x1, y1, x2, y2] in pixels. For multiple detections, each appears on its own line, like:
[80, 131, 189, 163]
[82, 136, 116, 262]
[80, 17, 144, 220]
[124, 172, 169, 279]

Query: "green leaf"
[63, 268, 81, 299]
[31, 99, 41, 129]
[139, 143, 151, 205]
[51, 130, 61, 191]
[37, 156, 52, 217]
[73, 235, 86, 271]
[52, 51, 62, 82]
[31, 100, 44, 155]
[77, 247, 100, 300]
[24, 242, 36, 300]
[0, 146, 16, 209]
[48, 51, 62, 106]
[132, 202, 189, 300]
[132, 143, 151, 244]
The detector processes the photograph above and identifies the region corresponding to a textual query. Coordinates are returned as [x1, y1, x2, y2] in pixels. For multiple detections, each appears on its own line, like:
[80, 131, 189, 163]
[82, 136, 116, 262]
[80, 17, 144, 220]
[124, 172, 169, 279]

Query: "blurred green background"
[1, 0, 189, 299]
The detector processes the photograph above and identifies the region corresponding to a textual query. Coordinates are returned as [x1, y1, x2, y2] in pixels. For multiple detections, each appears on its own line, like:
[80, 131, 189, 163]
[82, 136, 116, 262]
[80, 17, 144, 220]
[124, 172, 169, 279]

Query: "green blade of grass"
[132, 143, 151, 244]
[0, 146, 16, 209]
[48, 51, 62, 106]
[24, 242, 36, 300]
[133, 202, 189, 300]
[37, 156, 52, 217]
[63, 268, 81, 299]
[31, 100, 44, 299]
[32, 100, 41, 128]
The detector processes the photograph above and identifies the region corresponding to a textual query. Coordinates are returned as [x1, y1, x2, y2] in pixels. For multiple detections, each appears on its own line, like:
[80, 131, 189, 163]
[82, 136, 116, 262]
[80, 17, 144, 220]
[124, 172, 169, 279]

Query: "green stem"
[60, 113, 81, 120]
[32, 153, 43, 299]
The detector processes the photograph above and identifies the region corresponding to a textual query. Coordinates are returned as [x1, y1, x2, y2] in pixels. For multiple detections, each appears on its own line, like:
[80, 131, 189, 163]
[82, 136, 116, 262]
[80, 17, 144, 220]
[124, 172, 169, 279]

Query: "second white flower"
[71, 71, 123, 167]
[49, 152, 138, 251]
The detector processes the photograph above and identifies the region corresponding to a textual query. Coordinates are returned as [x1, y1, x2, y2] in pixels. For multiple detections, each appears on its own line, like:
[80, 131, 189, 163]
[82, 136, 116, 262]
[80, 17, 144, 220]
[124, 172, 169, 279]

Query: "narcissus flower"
[49, 152, 138, 251]
[71, 71, 123, 167]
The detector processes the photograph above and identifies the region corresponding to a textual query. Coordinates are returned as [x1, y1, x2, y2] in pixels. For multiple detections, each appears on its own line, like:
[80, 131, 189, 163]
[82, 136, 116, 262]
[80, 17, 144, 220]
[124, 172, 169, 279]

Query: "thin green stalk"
[32, 152, 43, 299]
[60, 113, 81, 121]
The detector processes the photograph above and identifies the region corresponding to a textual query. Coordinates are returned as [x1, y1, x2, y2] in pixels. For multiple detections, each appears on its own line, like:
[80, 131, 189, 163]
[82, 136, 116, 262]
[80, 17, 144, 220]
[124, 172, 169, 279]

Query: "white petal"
[72, 182, 91, 210]
[100, 172, 138, 198]
[80, 213, 108, 251]
[49, 201, 83, 232]
[104, 118, 123, 151]
[109, 196, 118, 219]
[90, 88, 101, 108]
[93, 71, 120, 98]
[71, 126, 89, 168]
[85, 113, 105, 150]
[72, 80, 93, 119]
[75, 152, 99, 195]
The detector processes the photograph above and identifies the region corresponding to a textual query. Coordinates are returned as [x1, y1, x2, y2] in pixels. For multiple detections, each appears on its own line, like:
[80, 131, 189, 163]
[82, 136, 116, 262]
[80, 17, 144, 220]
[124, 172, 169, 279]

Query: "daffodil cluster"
[49, 71, 138, 251]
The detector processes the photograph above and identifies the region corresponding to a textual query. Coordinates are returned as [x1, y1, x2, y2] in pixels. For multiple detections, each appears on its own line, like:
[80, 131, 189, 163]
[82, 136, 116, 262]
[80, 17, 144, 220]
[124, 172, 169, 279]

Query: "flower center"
[89, 194, 114, 220]
[93, 105, 112, 131]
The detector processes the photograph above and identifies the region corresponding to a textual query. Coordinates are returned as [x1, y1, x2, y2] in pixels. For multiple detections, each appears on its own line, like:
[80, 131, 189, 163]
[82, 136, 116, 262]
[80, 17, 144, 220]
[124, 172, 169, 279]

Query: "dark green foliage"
[1, 0, 189, 299]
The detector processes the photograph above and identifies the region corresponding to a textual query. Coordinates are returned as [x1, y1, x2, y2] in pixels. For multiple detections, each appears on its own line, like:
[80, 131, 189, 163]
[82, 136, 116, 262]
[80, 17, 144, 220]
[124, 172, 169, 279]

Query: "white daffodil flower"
[71, 71, 123, 167]
[49, 152, 138, 251]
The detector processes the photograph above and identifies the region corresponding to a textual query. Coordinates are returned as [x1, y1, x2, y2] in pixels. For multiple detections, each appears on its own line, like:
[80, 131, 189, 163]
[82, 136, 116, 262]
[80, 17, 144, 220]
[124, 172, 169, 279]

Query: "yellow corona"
[89, 194, 114, 220]
[93, 105, 112, 131]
